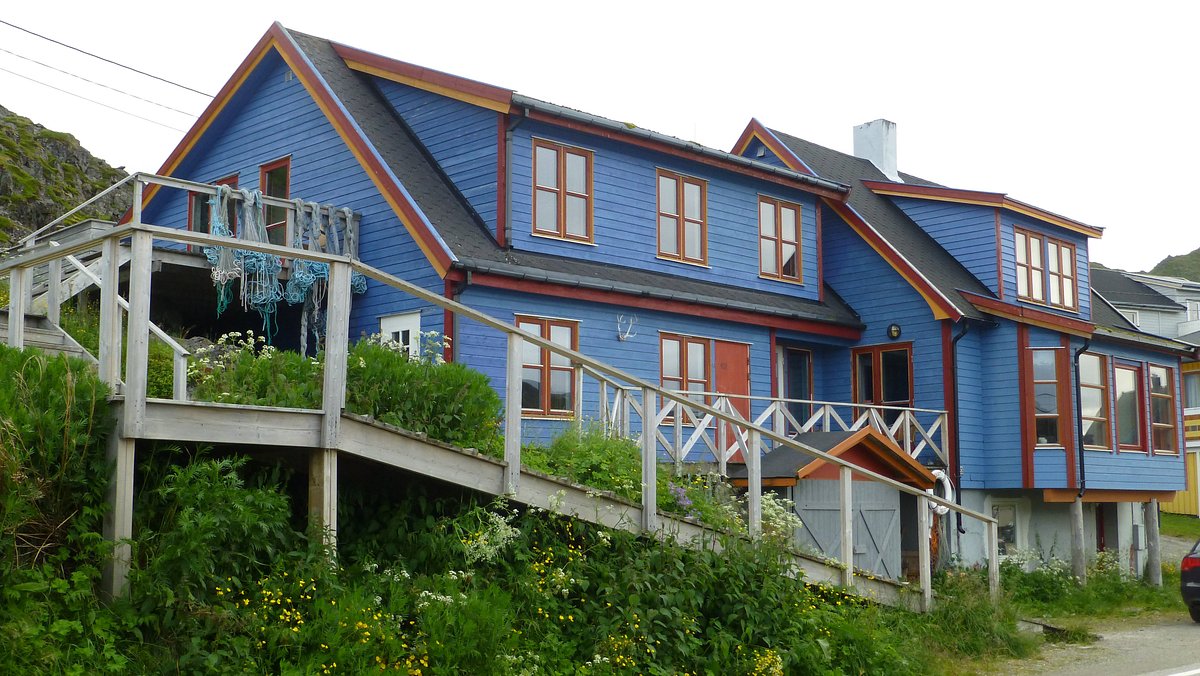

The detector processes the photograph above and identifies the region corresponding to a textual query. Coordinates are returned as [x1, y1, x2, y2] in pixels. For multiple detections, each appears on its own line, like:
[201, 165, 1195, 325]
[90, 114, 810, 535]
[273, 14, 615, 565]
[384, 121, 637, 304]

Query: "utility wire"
[0, 18, 213, 98]
[0, 65, 186, 132]
[0, 46, 197, 117]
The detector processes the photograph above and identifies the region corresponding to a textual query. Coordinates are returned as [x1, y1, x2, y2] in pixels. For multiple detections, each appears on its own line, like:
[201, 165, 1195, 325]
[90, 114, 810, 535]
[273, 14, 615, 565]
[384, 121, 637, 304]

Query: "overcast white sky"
[1, 2, 1195, 272]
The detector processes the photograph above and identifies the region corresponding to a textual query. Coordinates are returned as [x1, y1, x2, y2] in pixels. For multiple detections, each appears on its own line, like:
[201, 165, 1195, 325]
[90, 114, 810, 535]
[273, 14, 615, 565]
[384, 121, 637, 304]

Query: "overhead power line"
[0, 18, 213, 98]
[0, 65, 186, 131]
[0, 46, 198, 117]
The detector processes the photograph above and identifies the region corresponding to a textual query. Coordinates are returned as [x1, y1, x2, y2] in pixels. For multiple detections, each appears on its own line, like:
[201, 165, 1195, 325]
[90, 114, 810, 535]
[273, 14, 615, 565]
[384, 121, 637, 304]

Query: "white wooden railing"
[0, 173, 1000, 609]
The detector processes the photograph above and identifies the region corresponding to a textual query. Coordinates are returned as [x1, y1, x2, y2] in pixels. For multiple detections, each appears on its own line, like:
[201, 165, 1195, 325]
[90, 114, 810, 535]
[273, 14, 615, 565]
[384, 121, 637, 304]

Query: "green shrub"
[189, 331, 323, 408]
[58, 301, 178, 399]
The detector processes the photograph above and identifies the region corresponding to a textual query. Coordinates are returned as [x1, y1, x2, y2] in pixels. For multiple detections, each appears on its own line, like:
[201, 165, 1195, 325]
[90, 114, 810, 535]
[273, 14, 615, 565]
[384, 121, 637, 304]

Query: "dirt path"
[1008, 611, 1200, 676]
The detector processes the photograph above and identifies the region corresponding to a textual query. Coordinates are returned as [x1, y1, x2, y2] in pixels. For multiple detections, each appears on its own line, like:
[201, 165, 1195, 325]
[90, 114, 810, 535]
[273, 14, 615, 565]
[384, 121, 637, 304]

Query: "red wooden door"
[714, 340, 751, 455]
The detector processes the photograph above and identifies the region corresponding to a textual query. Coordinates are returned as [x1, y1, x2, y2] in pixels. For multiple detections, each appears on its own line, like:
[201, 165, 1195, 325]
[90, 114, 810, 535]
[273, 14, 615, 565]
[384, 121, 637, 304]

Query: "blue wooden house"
[136, 23, 1194, 575]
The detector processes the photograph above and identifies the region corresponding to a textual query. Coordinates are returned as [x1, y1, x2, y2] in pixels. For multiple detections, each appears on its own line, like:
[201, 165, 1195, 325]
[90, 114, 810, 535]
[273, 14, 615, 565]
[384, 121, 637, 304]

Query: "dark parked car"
[1183, 539, 1200, 622]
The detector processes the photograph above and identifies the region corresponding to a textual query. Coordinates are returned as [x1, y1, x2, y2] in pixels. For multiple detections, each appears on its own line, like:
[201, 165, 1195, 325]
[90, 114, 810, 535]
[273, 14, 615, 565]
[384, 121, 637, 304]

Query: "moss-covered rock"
[0, 104, 131, 243]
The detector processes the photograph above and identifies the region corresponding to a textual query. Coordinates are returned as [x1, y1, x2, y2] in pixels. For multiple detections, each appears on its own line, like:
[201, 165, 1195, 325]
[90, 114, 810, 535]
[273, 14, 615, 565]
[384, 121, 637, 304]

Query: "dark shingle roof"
[1089, 266, 1185, 310]
[286, 29, 864, 330]
[1090, 289, 1195, 354]
[768, 129, 992, 320]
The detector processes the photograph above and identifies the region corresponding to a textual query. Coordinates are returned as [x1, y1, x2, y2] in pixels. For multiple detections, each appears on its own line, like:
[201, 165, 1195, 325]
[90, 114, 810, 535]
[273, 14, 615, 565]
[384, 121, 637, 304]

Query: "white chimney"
[853, 119, 900, 182]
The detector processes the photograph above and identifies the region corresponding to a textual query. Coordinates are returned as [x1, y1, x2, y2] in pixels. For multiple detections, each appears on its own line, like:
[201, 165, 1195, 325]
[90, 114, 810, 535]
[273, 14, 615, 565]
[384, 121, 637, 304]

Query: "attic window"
[1014, 227, 1077, 311]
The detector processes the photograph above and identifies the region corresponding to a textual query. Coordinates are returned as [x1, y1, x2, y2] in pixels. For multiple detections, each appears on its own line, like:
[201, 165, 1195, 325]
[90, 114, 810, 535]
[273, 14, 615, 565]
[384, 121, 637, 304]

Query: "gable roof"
[764, 128, 992, 321]
[1089, 266, 1185, 310]
[144, 24, 866, 333]
[727, 428, 937, 488]
[1090, 289, 1197, 356]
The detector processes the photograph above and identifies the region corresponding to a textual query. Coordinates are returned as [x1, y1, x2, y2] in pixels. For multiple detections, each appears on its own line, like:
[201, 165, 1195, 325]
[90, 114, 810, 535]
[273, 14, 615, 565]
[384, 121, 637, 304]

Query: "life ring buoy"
[927, 469, 953, 516]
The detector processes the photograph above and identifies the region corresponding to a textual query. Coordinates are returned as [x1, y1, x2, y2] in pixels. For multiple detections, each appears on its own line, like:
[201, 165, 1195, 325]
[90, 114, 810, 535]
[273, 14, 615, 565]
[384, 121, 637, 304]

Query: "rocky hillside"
[1150, 248, 1200, 281]
[0, 104, 130, 245]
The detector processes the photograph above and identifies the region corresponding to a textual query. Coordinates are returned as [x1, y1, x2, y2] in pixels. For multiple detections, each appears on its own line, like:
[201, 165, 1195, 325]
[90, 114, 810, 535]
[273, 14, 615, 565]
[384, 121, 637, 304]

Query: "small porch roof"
[728, 428, 936, 489]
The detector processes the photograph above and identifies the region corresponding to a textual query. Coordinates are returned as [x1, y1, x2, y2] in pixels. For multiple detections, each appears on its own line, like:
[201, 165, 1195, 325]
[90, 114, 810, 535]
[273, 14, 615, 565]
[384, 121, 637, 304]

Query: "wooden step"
[0, 310, 86, 359]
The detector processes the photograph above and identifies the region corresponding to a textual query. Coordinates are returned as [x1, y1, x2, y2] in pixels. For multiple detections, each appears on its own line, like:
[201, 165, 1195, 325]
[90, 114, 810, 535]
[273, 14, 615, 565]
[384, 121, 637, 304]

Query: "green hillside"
[1150, 247, 1200, 281]
[0, 104, 130, 245]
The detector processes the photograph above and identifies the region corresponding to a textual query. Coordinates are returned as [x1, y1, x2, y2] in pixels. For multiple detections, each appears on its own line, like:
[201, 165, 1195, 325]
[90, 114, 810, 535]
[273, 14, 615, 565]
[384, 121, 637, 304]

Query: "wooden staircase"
[0, 309, 95, 364]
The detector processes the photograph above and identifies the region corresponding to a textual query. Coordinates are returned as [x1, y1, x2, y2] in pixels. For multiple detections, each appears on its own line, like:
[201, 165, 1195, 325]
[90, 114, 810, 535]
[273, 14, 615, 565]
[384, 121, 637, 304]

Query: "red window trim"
[1079, 352, 1111, 450]
[187, 174, 238, 251]
[1027, 346, 1068, 447]
[656, 169, 708, 265]
[758, 195, 803, 283]
[1045, 238, 1077, 311]
[259, 156, 291, 242]
[1114, 362, 1146, 452]
[1149, 363, 1178, 455]
[516, 315, 579, 417]
[1014, 226, 1079, 312]
[1014, 226, 1044, 304]
[532, 139, 594, 243]
[850, 343, 914, 409]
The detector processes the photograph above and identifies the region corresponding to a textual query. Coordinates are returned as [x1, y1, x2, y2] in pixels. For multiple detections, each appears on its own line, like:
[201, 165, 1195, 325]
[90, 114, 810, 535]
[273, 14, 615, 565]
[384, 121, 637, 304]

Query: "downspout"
[1074, 337, 1092, 498]
[950, 320, 971, 535]
[503, 110, 527, 250]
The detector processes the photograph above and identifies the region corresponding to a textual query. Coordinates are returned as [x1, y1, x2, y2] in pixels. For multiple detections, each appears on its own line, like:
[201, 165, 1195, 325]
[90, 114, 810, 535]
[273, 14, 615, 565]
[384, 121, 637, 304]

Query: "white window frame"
[380, 311, 422, 359]
[1118, 309, 1140, 327]
[984, 496, 1031, 560]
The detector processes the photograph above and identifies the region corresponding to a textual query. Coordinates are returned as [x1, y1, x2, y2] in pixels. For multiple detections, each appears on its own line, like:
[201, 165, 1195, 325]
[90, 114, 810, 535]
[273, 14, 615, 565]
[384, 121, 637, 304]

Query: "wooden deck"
[113, 397, 910, 607]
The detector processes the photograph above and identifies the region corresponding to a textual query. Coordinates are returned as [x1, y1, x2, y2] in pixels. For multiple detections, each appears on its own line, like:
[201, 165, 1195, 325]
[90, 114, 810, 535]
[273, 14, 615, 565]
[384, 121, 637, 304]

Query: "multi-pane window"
[1014, 229, 1044, 303]
[759, 197, 802, 282]
[1014, 227, 1078, 310]
[1079, 353, 1109, 448]
[188, 175, 239, 240]
[657, 170, 706, 264]
[533, 140, 593, 242]
[517, 316, 578, 416]
[661, 334, 710, 405]
[1045, 239, 1076, 309]
[1188, 300, 1200, 322]
[1030, 348, 1061, 445]
[1150, 365, 1178, 454]
[852, 345, 912, 425]
[1114, 364, 1145, 450]
[260, 158, 290, 246]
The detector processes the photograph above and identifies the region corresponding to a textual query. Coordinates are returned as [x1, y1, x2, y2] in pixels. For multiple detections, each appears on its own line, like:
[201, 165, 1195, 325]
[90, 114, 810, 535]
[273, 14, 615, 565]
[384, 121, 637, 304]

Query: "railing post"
[917, 494, 933, 611]
[599, 380, 609, 434]
[98, 236, 122, 388]
[130, 176, 143, 226]
[673, 400, 683, 464]
[840, 465, 854, 587]
[321, 261, 351, 449]
[122, 231, 153, 437]
[641, 386, 658, 533]
[573, 363, 584, 425]
[987, 520, 1000, 602]
[903, 411, 913, 456]
[46, 257, 62, 326]
[747, 429, 761, 537]
[6, 266, 26, 348]
[504, 332, 522, 495]
[173, 352, 188, 401]
[622, 391, 631, 438]
[717, 410, 728, 476]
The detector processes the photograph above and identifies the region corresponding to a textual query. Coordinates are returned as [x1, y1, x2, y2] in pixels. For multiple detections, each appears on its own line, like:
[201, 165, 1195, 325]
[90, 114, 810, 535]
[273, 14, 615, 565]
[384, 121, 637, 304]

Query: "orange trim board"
[728, 427, 936, 489]
[730, 119, 815, 176]
[1042, 489, 1176, 504]
[332, 42, 513, 113]
[962, 291, 1094, 336]
[822, 198, 959, 321]
[140, 23, 455, 277]
[861, 181, 1104, 239]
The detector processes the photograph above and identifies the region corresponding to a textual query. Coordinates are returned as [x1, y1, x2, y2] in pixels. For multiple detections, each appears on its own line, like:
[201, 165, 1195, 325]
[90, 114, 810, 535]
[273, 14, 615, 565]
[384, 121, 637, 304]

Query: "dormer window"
[1014, 227, 1076, 310]
[533, 140, 593, 243]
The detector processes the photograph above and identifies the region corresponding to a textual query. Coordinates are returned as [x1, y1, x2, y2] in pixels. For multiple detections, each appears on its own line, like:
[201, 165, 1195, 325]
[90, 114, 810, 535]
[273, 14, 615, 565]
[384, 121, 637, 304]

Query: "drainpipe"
[1074, 337, 1092, 498]
[950, 320, 971, 536]
[503, 111, 527, 250]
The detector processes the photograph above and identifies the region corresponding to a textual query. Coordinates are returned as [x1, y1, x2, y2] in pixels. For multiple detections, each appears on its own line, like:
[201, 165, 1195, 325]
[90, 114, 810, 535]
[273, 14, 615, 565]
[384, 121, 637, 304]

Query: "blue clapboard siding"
[968, 321, 1023, 488]
[888, 197, 999, 294]
[955, 328, 984, 481]
[1034, 448, 1069, 488]
[1076, 336, 1186, 491]
[373, 79, 499, 232]
[455, 285, 774, 448]
[997, 213, 1091, 320]
[819, 206, 946, 434]
[738, 138, 789, 169]
[506, 120, 821, 301]
[139, 49, 445, 342]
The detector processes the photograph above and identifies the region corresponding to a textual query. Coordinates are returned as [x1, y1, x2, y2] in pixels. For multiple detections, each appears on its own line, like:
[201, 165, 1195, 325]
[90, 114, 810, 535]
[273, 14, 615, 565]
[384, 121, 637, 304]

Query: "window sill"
[655, 255, 710, 269]
[530, 231, 596, 246]
[521, 413, 576, 421]
[758, 274, 806, 287]
[1015, 296, 1081, 315]
[1083, 446, 1115, 453]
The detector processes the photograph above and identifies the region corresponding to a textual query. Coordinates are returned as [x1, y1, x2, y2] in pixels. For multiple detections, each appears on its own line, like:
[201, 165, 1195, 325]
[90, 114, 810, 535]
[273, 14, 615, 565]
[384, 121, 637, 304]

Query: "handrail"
[2, 174, 137, 255]
[63, 255, 189, 358]
[3, 176, 1001, 605]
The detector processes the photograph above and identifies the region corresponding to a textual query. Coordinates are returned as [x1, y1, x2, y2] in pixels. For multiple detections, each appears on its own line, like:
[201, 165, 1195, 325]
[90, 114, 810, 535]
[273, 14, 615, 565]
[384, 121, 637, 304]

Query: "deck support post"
[308, 448, 338, 549]
[747, 429, 762, 537]
[1070, 497, 1087, 584]
[6, 266, 26, 347]
[101, 425, 135, 599]
[1145, 499, 1162, 587]
[504, 332, 522, 495]
[987, 520, 1000, 601]
[46, 258, 61, 326]
[917, 495, 933, 611]
[641, 387, 658, 533]
[123, 231, 152, 437]
[839, 465, 854, 588]
[98, 236, 122, 388]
